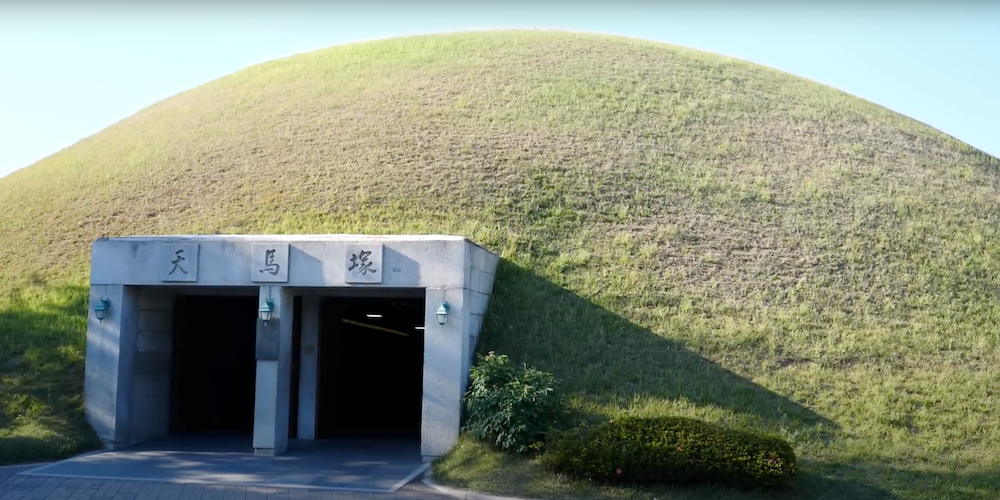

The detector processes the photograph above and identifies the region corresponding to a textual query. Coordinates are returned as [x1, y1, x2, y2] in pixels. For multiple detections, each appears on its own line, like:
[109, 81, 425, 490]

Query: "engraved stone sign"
[345, 243, 382, 284]
[252, 243, 289, 283]
[160, 244, 199, 282]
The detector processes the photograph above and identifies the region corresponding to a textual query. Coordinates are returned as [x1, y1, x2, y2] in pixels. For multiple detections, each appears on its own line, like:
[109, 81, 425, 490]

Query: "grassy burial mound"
[1, 30, 999, 499]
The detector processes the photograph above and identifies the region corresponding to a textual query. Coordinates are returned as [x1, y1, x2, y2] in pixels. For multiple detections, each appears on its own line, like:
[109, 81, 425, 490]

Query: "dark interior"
[170, 295, 258, 435]
[316, 295, 425, 439]
[288, 296, 302, 439]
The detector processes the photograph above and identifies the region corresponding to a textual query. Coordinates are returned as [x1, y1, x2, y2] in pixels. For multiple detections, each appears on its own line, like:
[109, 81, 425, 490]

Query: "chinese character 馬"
[260, 249, 280, 275]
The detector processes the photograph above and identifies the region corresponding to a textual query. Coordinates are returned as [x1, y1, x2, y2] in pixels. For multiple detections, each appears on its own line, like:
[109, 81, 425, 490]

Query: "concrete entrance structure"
[84, 235, 499, 459]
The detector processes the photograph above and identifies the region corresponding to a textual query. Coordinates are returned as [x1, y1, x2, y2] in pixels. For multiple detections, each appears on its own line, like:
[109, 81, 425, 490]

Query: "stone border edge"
[421, 471, 546, 500]
[0, 462, 53, 469]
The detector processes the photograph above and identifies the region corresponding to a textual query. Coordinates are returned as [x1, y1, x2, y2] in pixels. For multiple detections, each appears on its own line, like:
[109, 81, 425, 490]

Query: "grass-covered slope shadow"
[438, 439, 901, 500]
[794, 460, 1000, 500]
[439, 437, 1000, 499]
[0, 281, 99, 465]
[478, 261, 835, 438]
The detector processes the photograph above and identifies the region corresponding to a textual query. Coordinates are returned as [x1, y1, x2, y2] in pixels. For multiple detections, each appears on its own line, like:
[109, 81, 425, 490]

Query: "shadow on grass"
[637, 468, 899, 500]
[479, 261, 836, 437]
[443, 437, 998, 499]
[466, 262, 1000, 498]
[0, 435, 93, 467]
[0, 281, 100, 466]
[787, 460, 1000, 500]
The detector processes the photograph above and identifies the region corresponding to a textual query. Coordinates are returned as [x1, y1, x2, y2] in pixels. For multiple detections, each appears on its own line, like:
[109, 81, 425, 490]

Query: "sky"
[1, 1, 998, 179]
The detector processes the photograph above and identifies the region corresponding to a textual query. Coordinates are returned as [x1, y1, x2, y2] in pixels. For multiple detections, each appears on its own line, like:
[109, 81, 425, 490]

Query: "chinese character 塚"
[169, 249, 188, 275]
[348, 250, 376, 276]
[260, 249, 280, 275]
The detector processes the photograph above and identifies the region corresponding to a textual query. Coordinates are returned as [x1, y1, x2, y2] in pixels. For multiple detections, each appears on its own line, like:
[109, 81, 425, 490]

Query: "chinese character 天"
[169, 249, 188, 275]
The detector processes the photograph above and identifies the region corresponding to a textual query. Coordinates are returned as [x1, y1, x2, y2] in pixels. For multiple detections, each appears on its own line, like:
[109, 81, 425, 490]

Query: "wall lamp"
[436, 301, 450, 325]
[259, 299, 275, 325]
[94, 298, 110, 323]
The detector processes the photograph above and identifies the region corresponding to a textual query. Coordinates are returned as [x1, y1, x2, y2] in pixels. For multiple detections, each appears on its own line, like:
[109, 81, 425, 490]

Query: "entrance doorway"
[316, 294, 425, 439]
[170, 295, 258, 435]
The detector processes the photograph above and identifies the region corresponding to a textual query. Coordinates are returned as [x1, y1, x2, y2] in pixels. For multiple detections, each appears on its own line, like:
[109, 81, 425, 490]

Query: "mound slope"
[1, 30, 999, 499]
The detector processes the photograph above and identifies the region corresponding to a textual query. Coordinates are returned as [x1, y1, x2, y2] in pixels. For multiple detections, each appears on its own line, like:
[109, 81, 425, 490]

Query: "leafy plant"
[463, 352, 566, 453]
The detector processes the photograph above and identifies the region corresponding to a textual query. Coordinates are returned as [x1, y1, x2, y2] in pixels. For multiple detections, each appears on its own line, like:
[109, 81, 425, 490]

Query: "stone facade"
[84, 235, 500, 460]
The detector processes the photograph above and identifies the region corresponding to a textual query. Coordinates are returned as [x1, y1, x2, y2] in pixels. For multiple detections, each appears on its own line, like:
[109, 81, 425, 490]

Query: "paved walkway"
[20, 438, 429, 493]
[0, 465, 455, 500]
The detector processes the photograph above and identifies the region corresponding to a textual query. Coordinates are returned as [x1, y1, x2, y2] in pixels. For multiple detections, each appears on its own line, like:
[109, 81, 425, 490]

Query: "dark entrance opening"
[170, 295, 257, 435]
[316, 294, 425, 439]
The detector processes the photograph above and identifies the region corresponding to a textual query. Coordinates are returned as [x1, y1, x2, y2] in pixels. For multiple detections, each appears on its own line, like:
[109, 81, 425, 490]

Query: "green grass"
[0, 280, 98, 462]
[1, 30, 999, 498]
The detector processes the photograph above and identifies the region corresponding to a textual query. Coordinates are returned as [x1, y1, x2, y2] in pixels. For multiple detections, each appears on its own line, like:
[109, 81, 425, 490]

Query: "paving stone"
[0, 472, 460, 500]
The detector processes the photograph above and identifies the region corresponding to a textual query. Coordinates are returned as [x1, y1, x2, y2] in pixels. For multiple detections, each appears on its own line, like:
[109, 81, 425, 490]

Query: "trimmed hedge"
[541, 416, 796, 490]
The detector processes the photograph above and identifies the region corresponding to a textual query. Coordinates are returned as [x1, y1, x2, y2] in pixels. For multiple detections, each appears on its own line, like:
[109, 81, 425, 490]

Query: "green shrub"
[463, 352, 565, 453]
[541, 416, 796, 490]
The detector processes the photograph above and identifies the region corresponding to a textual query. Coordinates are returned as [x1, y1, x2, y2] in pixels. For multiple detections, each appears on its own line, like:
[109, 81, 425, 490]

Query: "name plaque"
[252, 243, 289, 283]
[160, 244, 199, 282]
[345, 244, 383, 284]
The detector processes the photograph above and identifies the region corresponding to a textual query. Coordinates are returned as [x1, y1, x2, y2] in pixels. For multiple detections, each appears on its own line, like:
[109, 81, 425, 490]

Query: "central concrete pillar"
[253, 286, 294, 455]
[296, 296, 320, 439]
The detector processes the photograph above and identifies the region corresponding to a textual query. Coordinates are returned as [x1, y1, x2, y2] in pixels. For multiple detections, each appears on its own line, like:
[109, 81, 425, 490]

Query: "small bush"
[541, 416, 796, 490]
[463, 352, 565, 453]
